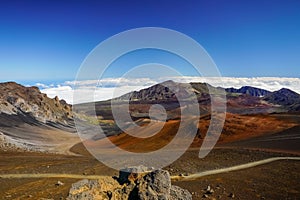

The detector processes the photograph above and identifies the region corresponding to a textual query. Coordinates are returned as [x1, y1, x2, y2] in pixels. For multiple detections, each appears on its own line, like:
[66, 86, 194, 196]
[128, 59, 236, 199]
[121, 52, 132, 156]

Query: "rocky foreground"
[67, 166, 192, 200]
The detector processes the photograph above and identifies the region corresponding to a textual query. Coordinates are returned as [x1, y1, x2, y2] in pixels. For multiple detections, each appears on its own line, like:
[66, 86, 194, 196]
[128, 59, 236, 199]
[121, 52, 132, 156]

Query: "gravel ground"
[0, 148, 299, 199]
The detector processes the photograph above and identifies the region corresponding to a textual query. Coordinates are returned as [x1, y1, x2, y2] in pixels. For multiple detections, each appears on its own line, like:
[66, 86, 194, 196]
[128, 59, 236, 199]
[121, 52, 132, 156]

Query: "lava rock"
[67, 167, 192, 200]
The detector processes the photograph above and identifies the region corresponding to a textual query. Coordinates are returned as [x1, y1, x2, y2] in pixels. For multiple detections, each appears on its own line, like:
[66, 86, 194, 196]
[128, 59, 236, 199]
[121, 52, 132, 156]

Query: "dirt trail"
[0, 173, 107, 179]
[1, 157, 299, 181]
[172, 156, 300, 181]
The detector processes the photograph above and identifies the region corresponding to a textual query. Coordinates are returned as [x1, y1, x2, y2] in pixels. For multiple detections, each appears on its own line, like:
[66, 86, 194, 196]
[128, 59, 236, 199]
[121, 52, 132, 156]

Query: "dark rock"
[228, 193, 235, 198]
[55, 181, 64, 186]
[205, 185, 214, 194]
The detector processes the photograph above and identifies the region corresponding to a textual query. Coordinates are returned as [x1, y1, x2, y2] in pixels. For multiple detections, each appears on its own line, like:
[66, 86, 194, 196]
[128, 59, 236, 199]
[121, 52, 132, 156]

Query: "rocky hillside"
[117, 80, 218, 103]
[263, 88, 300, 107]
[0, 82, 77, 153]
[118, 80, 197, 102]
[0, 82, 73, 124]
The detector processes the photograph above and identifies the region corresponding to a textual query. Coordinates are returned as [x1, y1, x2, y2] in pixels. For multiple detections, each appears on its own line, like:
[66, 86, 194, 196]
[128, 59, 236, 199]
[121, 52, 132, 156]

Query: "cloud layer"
[39, 77, 300, 104]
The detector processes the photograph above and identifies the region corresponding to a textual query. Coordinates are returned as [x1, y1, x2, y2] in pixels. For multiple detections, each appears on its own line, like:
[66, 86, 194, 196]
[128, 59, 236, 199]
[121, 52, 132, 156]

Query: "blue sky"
[1, 0, 300, 84]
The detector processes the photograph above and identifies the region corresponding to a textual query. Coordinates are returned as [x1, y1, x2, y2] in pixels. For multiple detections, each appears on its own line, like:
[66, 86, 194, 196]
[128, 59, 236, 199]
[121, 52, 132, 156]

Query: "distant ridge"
[225, 86, 271, 97]
[263, 88, 300, 110]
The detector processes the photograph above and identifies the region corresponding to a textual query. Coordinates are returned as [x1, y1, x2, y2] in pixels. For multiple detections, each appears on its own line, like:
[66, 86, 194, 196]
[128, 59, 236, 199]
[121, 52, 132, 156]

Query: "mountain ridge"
[112, 80, 300, 112]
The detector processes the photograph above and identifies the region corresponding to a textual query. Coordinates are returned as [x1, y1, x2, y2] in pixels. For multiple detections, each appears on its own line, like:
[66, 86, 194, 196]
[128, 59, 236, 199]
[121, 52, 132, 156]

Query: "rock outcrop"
[67, 167, 192, 200]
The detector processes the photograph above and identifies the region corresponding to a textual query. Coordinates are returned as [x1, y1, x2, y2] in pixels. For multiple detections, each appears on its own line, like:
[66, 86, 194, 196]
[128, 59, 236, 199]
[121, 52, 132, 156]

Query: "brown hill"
[77, 113, 295, 153]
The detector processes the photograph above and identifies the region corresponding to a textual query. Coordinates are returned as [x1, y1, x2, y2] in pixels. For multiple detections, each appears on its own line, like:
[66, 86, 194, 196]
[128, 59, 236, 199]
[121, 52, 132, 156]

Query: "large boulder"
[67, 167, 192, 200]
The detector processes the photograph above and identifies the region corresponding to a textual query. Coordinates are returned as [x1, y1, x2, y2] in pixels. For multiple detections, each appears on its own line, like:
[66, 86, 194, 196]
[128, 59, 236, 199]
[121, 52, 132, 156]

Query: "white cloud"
[164, 76, 300, 93]
[41, 78, 157, 104]
[41, 85, 74, 103]
[39, 77, 300, 104]
[66, 78, 157, 88]
[35, 83, 49, 88]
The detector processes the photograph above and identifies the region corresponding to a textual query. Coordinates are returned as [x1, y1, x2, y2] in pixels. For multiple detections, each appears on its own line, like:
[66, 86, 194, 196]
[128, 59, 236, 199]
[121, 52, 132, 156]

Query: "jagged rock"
[170, 185, 193, 200]
[67, 167, 192, 200]
[67, 178, 134, 200]
[137, 170, 171, 199]
[67, 179, 114, 199]
[54, 96, 59, 102]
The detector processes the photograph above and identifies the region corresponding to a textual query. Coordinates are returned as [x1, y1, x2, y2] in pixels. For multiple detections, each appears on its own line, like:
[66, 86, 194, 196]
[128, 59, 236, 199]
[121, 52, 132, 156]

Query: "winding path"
[0, 157, 299, 181]
[171, 156, 300, 181]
